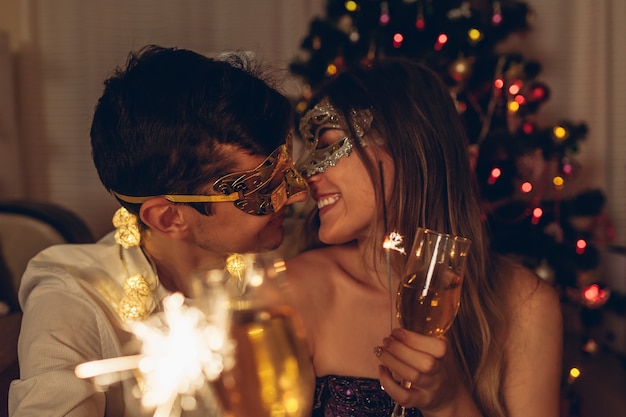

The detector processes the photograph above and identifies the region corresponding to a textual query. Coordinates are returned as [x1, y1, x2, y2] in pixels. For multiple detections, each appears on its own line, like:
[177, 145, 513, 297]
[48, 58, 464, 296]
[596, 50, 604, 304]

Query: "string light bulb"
[393, 33, 404, 48]
[434, 33, 448, 51]
[553, 125, 568, 140]
[582, 283, 609, 308]
[576, 239, 587, 254]
[379, 1, 390, 26]
[488, 167, 501, 185]
[508, 81, 522, 95]
[415, 1, 425, 30]
[415, 16, 425, 30]
[344, 0, 358, 12]
[349, 28, 360, 42]
[295, 101, 307, 114]
[553, 176, 564, 188]
[531, 207, 543, 225]
[468, 28, 482, 43]
[492, 0, 503, 25]
[529, 82, 549, 102]
[522, 122, 534, 134]
[567, 367, 581, 384]
[562, 161, 573, 176]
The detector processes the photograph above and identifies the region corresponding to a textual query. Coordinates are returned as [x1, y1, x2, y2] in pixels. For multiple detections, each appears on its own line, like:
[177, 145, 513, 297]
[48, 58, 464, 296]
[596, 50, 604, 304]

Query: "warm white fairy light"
[75, 287, 233, 417]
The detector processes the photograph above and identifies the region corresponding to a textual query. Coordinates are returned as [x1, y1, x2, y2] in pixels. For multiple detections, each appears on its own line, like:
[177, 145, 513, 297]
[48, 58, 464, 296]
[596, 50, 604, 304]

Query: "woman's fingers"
[376, 330, 447, 378]
[374, 329, 454, 409]
[391, 328, 446, 359]
[378, 365, 414, 406]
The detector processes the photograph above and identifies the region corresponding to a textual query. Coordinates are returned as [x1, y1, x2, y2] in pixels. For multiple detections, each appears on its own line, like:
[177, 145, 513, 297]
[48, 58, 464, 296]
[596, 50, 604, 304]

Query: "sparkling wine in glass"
[211, 254, 314, 417]
[390, 228, 471, 417]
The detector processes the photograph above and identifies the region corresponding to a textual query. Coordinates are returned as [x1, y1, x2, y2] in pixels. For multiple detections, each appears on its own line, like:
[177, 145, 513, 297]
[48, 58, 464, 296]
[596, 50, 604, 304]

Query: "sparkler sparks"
[383, 231, 406, 331]
[383, 231, 406, 254]
[75, 284, 234, 417]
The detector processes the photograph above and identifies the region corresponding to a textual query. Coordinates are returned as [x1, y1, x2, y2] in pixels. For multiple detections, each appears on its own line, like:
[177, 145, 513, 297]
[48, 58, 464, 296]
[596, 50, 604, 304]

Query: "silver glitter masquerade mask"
[297, 101, 373, 177]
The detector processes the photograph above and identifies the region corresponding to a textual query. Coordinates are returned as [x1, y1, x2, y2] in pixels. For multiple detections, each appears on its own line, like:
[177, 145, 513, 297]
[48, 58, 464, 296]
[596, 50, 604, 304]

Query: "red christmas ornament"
[415, 16, 425, 30]
[527, 82, 550, 102]
[522, 122, 534, 134]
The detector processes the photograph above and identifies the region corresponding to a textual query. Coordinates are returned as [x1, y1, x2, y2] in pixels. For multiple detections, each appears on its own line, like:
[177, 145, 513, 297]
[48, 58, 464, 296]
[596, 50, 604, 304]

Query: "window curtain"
[3, 0, 625, 244]
[523, 0, 610, 189]
[523, 0, 625, 247]
[0, 32, 22, 198]
[9, 0, 325, 238]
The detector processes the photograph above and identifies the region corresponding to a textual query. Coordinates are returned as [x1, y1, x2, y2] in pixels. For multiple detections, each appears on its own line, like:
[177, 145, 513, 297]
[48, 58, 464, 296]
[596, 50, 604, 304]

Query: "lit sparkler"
[383, 231, 406, 330]
[75, 276, 234, 417]
[383, 231, 406, 254]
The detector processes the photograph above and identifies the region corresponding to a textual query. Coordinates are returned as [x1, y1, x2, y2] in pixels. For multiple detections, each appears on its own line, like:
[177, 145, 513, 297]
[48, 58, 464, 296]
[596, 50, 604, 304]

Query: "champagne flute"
[390, 228, 471, 417]
[212, 254, 315, 417]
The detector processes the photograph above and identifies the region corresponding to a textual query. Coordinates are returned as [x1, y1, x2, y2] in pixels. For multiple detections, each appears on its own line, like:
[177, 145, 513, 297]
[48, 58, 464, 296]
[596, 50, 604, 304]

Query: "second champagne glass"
[390, 228, 471, 417]
[211, 253, 315, 417]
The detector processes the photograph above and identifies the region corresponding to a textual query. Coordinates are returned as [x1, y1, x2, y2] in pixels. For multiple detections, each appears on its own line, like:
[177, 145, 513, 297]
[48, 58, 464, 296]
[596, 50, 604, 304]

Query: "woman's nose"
[305, 172, 321, 184]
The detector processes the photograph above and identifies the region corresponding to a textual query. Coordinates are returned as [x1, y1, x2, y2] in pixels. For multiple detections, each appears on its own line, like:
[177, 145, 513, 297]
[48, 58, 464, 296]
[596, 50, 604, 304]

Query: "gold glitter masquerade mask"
[297, 101, 373, 177]
[113, 143, 308, 216]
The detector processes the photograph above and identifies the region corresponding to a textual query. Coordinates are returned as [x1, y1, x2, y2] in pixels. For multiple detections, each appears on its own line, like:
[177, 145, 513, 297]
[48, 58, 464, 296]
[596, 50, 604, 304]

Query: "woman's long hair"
[308, 57, 511, 417]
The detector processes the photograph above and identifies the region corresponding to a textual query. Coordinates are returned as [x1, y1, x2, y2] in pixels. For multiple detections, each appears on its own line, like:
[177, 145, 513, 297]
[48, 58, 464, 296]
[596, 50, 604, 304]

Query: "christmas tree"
[289, 2, 623, 414]
[290, 0, 620, 307]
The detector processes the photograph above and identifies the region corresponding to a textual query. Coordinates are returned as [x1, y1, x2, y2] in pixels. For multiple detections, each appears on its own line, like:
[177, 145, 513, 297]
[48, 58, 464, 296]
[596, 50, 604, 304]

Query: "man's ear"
[139, 198, 190, 238]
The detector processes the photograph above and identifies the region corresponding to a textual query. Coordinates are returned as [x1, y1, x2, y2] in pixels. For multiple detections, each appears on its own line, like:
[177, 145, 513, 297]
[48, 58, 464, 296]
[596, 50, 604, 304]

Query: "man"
[9, 45, 307, 416]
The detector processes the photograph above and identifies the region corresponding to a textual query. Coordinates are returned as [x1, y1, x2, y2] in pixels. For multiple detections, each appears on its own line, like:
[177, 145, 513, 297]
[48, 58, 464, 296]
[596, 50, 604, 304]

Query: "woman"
[285, 58, 563, 417]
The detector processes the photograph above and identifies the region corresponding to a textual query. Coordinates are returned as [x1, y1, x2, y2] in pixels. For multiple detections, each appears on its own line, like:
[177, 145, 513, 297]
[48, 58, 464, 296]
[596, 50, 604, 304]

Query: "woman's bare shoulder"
[501, 263, 563, 416]
[504, 261, 563, 336]
[284, 246, 338, 297]
[507, 263, 560, 307]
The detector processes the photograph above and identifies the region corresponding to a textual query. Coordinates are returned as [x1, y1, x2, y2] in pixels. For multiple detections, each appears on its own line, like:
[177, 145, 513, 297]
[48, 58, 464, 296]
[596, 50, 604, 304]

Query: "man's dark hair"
[91, 45, 293, 215]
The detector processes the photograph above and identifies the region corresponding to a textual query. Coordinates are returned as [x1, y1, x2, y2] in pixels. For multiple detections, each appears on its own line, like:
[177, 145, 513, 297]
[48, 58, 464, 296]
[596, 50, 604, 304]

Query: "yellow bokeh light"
[508, 101, 520, 112]
[553, 176, 564, 187]
[326, 64, 337, 76]
[553, 126, 568, 140]
[454, 61, 467, 74]
[345, 1, 358, 12]
[296, 101, 308, 113]
[569, 367, 581, 379]
[312, 36, 321, 50]
[468, 28, 482, 42]
[284, 397, 300, 413]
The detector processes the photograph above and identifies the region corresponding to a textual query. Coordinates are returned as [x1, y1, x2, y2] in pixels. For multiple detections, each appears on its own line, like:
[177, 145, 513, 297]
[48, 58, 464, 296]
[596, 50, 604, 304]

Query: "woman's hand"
[375, 328, 480, 416]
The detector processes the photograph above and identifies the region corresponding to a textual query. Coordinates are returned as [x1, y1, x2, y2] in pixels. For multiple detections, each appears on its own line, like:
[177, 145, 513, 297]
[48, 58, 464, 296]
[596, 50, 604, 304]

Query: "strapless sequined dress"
[313, 375, 423, 417]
